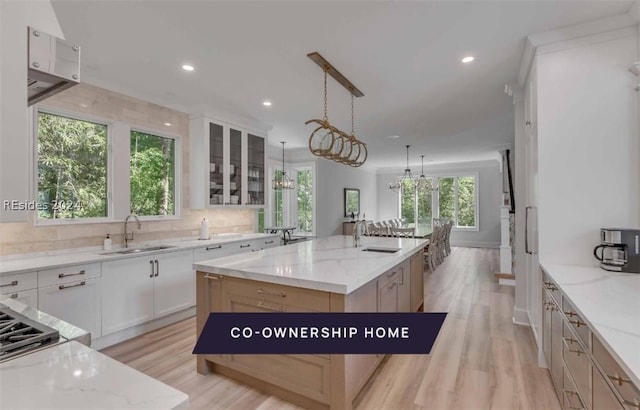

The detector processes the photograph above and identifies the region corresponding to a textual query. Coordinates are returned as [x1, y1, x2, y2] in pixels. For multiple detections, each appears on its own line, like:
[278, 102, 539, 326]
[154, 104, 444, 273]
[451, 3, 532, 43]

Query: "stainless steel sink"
[362, 247, 401, 253]
[100, 245, 176, 255]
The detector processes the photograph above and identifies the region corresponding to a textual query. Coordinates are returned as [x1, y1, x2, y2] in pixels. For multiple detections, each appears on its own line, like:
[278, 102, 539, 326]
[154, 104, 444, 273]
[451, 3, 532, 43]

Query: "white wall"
[0, 0, 64, 222]
[377, 160, 503, 248]
[316, 158, 378, 238]
[537, 28, 639, 266]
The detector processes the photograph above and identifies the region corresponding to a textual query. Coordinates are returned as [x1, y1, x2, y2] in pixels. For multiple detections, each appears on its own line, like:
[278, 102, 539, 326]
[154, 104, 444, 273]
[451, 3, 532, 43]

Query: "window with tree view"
[296, 168, 313, 234]
[37, 112, 108, 220]
[399, 178, 433, 227]
[130, 130, 176, 216]
[272, 170, 284, 226]
[439, 175, 476, 228]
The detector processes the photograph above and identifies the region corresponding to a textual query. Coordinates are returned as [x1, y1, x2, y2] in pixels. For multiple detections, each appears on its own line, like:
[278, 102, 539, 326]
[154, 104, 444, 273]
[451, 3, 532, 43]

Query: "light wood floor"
[101, 247, 561, 410]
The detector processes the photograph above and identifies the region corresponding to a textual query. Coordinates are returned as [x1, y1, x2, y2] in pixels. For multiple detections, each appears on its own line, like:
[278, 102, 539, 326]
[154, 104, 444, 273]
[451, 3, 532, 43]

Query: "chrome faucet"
[353, 221, 367, 248]
[124, 214, 141, 248]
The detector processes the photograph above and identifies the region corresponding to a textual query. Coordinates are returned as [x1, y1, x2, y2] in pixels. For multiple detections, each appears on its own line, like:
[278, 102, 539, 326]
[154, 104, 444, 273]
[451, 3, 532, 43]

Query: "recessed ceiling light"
[263, 101, 272, 107]
[79, 103, 88, 108]
[387, 135, 400, 139]
[461, 56, 475, 63]
[164, 122, 172, 126]
[182, 64, 194, 71]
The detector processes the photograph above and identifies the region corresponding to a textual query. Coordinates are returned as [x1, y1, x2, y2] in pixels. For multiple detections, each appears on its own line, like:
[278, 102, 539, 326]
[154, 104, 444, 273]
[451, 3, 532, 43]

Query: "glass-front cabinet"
[191, 116, 267, 208]
[247, 134, 265, 206]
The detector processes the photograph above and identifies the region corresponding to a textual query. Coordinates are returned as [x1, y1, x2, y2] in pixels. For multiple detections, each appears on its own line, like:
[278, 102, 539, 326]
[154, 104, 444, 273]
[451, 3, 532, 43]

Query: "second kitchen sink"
[362, 247, 401, 253]
[100, 245, 176, 255]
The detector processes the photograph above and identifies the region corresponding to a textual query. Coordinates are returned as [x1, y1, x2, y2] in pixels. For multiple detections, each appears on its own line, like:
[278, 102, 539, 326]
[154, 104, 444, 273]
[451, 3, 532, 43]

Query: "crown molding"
[517, 4, 639, 87]
[188, 104, 272, 134]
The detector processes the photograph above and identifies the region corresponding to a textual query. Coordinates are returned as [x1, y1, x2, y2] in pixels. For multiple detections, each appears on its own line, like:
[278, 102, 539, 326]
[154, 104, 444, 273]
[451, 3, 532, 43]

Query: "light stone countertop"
[0, 233, 279, 276]
[194, 235, 429, 294]
[541, 262, 640, 387]
[0, 341, 188, 410]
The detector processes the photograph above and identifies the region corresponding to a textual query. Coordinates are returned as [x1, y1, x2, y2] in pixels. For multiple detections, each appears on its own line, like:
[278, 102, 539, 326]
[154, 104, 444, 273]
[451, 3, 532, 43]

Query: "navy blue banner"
[192, 312, 447, 355]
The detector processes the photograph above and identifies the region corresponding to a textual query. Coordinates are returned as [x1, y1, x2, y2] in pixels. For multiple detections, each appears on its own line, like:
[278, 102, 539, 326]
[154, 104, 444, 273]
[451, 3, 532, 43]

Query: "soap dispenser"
[103, 234, 112, 250]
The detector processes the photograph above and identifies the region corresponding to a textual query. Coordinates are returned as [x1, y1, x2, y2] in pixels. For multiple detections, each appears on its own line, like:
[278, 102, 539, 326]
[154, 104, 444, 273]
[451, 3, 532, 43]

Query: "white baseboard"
[499, 278, 516, 286]
[512, 307, 530, 326]
[450, 240, 500, 249]
[92, 307, 196, 350]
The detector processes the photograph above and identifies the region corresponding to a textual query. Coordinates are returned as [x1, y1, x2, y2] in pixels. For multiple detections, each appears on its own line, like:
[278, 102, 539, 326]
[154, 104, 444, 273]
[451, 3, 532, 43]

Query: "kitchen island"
[194, 235, 428, 410]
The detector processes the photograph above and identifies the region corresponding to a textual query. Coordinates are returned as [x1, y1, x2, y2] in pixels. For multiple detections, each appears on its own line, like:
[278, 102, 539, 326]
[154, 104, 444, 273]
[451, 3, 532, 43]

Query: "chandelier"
[389, 145, 415, 193]
[273, 141, 294, 190]
[416, 155, 438, 192]
[305, 52, 367, 167]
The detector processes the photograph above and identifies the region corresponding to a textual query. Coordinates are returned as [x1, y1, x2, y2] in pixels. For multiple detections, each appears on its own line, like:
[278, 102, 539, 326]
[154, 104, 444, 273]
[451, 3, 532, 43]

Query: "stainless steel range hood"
[27, 26, 80, 106]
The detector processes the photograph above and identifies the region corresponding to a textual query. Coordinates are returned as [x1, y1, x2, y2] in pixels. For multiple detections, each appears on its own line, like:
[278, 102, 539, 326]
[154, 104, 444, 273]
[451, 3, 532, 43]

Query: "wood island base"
[195, 246, 425, 409]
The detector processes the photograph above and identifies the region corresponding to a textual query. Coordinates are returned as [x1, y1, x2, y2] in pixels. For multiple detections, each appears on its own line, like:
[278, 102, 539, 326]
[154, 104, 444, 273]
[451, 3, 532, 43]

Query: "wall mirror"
[344, 188, 360, 217]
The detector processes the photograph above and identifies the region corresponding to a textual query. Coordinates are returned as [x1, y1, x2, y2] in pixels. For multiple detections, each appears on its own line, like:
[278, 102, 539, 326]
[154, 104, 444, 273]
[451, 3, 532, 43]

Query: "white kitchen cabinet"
[193, 243, 235, 263]
[190, 116, 267, 209]
[154, 250, 195, 318]
[38, 277, 102, 339]
[101, 249, 194, 336]
[0, 289, 38, 308]
[101, 255, 155, 335]
[1, 271, 38, 308]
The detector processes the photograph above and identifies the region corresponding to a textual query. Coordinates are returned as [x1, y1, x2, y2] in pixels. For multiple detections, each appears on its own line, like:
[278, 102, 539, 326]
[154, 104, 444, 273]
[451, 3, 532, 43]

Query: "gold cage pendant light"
[305, 53, 367, 167]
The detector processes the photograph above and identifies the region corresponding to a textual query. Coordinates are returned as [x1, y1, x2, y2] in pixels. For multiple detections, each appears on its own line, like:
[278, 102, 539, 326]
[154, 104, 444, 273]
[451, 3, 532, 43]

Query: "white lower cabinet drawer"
[38, 277, 102, 339]
[38, 263, 101, 287]
[0, 271, 37, 293]
[0, 288, 38, 308]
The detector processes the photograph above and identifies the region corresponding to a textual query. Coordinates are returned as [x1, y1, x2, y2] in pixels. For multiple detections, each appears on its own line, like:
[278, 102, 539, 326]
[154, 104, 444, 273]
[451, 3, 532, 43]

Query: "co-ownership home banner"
[193, 312, 447, 355]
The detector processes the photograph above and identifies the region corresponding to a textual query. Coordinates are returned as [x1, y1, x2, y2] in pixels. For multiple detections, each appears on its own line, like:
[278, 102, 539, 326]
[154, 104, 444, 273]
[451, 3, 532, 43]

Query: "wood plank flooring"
[101, 247, 561, 410]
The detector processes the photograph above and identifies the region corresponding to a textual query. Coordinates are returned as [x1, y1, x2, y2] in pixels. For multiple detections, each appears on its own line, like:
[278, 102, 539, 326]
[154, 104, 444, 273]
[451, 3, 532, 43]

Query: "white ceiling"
[51, 0, 632, 170]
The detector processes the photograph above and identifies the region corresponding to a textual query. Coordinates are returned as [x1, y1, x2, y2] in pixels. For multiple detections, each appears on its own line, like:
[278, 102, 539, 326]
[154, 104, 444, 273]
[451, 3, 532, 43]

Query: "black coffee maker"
[593, 228, 640, 273]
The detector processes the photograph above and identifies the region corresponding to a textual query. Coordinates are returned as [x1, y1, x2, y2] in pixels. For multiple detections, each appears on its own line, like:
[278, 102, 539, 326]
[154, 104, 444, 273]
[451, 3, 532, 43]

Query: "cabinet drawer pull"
[608, 374, 632, 386]
[59, 281, 86, 290]
[9, 293, 18, 299]
[387, 270, 398, 278]
[257, 301, 286, 311]
[204, 274, 221, 280]
[564, 310, 578, 318]
[623, 400, 640, 409]
[0, 281, 18, 288]
[563, 336, 578, 345]
[265, 240, 274, 244]
[240, 244, 251, 248]
[58, 270, 85, 279]
[257, 288, 286, 297]
[206, 245, 222, 251]
[569, 319, 587, 328]
[150, 260, 154, 278]
[154, 260, 159, 277]
[568, 348, 585, 356]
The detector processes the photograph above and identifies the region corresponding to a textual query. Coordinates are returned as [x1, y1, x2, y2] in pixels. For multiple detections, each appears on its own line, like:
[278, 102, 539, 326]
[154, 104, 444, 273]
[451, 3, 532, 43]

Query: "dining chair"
[390, 227, 415, 238]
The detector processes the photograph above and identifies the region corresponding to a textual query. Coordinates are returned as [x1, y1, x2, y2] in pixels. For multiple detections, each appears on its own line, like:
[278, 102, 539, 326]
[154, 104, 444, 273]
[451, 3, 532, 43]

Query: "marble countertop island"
[0, 341, 188, 409]
[194, 235, 429, 294]
[541, 262, 640, 387]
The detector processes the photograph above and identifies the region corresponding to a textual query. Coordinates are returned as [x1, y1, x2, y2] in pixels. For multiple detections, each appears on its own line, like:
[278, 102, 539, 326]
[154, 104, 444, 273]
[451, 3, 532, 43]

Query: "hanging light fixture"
[416, 155, 431, 191]
[305, 52, 367, 167]
[273, 141, 294, 190]
[389, 145, 415, 193]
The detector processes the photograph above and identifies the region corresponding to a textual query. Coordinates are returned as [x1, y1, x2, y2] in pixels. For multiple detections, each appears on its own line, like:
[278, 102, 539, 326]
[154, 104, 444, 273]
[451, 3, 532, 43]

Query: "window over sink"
[36, 111, 110, 221]
[130, 130, 176, 217]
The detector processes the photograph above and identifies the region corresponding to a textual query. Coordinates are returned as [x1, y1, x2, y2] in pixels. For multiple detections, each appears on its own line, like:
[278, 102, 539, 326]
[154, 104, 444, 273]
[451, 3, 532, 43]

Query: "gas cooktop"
[0, 304, 61, 362]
